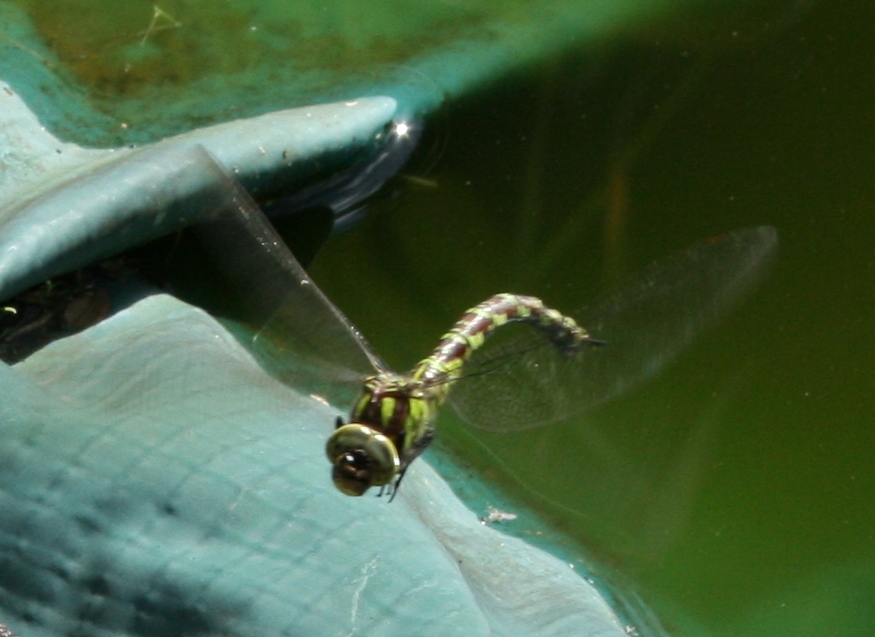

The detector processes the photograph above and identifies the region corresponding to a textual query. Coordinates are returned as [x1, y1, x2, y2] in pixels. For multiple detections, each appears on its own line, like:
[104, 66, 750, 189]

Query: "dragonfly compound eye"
[325, 424, 400, 496]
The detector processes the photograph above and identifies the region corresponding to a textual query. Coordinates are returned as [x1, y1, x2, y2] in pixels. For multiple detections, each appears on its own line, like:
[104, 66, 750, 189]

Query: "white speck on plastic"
[481, 506, 519, 525]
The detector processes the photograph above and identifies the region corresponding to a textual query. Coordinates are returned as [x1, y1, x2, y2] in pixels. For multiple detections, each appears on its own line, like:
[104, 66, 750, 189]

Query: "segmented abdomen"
[410, 293, 590, 400]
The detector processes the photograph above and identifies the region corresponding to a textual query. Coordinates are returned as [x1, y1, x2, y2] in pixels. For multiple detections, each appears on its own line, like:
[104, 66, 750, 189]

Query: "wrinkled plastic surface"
[0, 82, 397, 298]
[1, 294, 630, 637]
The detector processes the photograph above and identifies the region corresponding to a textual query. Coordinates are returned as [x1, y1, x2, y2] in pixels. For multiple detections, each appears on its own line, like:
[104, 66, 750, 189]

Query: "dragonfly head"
[326, 418, 401, 496]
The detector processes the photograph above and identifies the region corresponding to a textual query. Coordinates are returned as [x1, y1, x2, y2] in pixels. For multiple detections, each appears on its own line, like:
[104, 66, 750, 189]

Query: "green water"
[305, 3, 875, 635]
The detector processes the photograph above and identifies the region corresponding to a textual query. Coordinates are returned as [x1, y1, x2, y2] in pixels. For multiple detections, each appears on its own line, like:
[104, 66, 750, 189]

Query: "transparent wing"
[183, 146, 385, 407]
[448, 226, 778, 431]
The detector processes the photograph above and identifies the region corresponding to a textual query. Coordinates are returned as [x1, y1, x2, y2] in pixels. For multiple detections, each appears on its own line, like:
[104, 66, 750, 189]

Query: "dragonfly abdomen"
[412, 293, 591, 393]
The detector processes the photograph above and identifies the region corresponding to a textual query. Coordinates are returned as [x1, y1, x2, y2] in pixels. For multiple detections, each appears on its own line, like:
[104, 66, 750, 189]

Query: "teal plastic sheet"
[0, 82, 398, 298]
[2, 295, 630, 637]
[0, 0, 698, 143]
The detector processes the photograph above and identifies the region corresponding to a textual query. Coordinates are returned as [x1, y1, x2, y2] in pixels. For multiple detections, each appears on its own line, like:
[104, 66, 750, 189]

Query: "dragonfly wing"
[182, 146, 384, 408]
[449, 226, 778, 431]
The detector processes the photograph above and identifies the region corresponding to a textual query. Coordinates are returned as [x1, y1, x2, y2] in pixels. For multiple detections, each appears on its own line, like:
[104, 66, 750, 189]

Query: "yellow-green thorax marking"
[325, 293, 595, 498]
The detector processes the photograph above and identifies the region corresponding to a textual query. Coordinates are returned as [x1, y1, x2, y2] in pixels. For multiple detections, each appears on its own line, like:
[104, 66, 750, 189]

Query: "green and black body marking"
[325, 293, 599, 499]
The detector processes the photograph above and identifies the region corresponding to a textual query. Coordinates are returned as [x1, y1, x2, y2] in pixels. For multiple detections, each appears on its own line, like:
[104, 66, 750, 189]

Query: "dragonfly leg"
[386, 468, 408, 502]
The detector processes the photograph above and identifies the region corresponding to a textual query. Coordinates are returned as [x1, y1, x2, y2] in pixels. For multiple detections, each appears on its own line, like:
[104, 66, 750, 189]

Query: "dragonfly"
[182, 145, 777, 500]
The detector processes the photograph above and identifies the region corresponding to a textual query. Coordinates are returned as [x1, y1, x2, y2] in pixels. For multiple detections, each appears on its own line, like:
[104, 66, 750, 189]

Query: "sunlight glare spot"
[393, 121, 412, 138]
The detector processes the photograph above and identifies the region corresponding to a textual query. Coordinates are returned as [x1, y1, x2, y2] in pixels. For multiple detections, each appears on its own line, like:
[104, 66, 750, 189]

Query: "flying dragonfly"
[183, 145, 777, 500]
